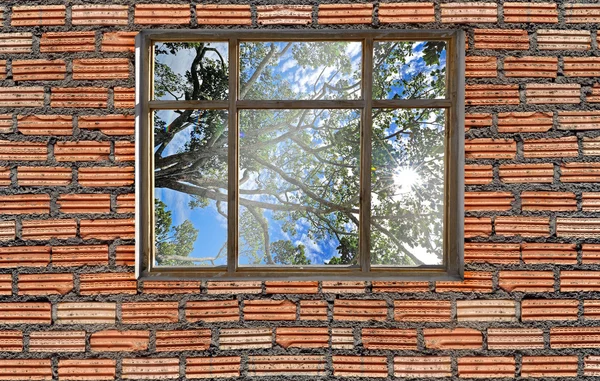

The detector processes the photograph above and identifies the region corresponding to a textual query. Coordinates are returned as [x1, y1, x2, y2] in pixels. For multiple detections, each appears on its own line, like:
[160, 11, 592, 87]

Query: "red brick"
[424, 328, 482, 350]
[551, 327, 600, 348]
[465, 242, 520, 264]
[0, 246, 49, 268]
[564, 57, 600, 77]
[588, 84, 600, 103]
[538, 29, 591, 50]
[186, 357, 240, 379]
[441, 3, 497, 23]
[0, 194, 49, 214]
[248, 355, 325, 377]
[29, 331, 85, 353]
[115, 193, 134, 213]
[0, 114, 10, 133]
[72, 5, 128, 26]
[276, 327, 328, 348]
[499, 163, 554, 183]
[17, 115, 72, 136]
[21, 219, 76, 240]
[52, 245, 109, 266]
[18, 166, 72, 186]
[257, 5, 312, 25]
[488, 328, 544, 349]
[265, 281, 317, 294]
[122, 302, 178, 324]
[583, 194, 600, 212]
[196, 5, 251, 25]
[497, 111, 553, 133]
[0, 140, 46, 161]
[115, 246, 133, 267]
[362, 328, 417, 350]
[456, 300, 516, 322]
[0, 167, 9, 187]
[102, 32, 137, 53]
[56, 302, 116, 324]
[90, 330, 149, 352]
[0, 302, 51, 324]
[319, 4, 372, 24]
[143, 280, 200, 294]
[0, 87, 44, 108]
[0, 221, 15, 241]
[323, 280, 366, 293]
[333, 356, 387, 378]
[114, 141, 134, 162]
[300, 300, 327, 320]
[334, 299, 387, 321]
[465, 138, 516, 159]
[79, 114, 134, 135]
[504, 56, 557, 78]
[527, 83, 582, 105]
[378, 2, 434, 23]
[565, 3, 600, 23]
[0, 274, 10, 295]
[332, 328, 353, 349]
[18, 273, 73, 295]
[394, 300, 451, 322]
[474, 29, 529, 50]
[498, 271, 554, 292]
[51, 87, 107, 108]
[0, 32, 33, 54]
[522, 242, 577, 264]
[0, 359, 52, 381]
[436, 271, 493, 293]
[372, 281, 429, 293]
[466, 84, 519, 105]
[73, 59, 129, 81]
[465, 191, 513, 211]
[394, 357, 451, 378]
[465, 56, 497, 78]
[40, 32, 95, 53]
[522, 356, 578, 378]
[121, 358, 179, 379]
[557, 218, 600, 238]
[559, 110, 600, 131]
[12, 5, 65, 26]
[58, 359, 116, 381]
[584, 300, 600, 320]
[521, 191, 577, 211]
[186, 300, 239, 322]
[464, 217, 492, 238]
[458, 357, 515, 378]
[80, 218, 134, 240]
[465, 113, 492, 131]
[205, 281, 261, 294]
[156, 330, 211, 352]
[219, 328, 272, 350]
[0, 331, 22, 352]
[12, 59, 66, 81]
[244, 299, 296, 321]
[134, 4, 190, 25]
[57, 194, 110, 214]
[54, 141, 110, 162]
[465, 164, 493, 185]
[495, 216, 550, 237]
[584, 137, 600, 156]
[79, 272, 136, 295]
[504, 2, 557, 23]
[78, 167, 134, 187]
[586, 356, 600, 376]
[561, 271, 600, 292]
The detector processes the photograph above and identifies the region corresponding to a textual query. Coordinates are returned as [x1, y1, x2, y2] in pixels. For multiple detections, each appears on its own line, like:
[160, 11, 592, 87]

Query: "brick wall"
[0, 1, 600, 379]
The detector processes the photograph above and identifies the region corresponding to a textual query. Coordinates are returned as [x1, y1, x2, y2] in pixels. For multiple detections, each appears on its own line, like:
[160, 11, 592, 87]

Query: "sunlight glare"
[393, 166, 421, 194]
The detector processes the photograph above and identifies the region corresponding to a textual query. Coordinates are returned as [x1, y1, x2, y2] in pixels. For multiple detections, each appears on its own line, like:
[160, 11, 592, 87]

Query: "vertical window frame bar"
[228, 38, 239, 274]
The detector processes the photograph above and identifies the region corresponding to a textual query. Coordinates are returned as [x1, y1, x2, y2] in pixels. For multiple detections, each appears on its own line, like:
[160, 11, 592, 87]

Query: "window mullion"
[359, 37, 374, 274]
[227, 38, 239, 274]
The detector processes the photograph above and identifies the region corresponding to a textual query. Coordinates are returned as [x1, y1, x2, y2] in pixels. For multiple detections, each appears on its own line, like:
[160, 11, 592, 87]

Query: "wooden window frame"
[135, 29, 465, 281]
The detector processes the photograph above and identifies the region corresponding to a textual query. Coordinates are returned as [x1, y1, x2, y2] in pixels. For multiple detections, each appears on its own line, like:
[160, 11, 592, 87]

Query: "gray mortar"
[0, 0, 599, 380]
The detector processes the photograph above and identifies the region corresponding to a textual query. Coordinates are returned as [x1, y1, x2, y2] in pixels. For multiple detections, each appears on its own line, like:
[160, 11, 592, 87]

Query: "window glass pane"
[371, 108, 445, 266]
[153, 109, 228, 267]
[238, 109, 360, 266]
[153, 42, 229, 101]
[239, 41, 362, 100]
[373, 41, 446, 100]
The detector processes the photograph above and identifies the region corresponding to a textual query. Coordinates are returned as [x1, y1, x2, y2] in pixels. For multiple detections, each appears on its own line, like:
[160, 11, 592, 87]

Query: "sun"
[393, 166, 421, 194]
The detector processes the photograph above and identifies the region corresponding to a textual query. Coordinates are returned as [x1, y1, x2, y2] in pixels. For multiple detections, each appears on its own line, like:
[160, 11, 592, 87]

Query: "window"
[135, 30, 465, 280]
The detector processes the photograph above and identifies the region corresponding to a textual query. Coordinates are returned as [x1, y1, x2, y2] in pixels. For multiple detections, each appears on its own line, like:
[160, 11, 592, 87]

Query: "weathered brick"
[0, 87, 44, 107]
[526, 83, 581, 104]
[121, 358, 179, 379]
[558, 111, 600, 131]
[73, 59, 130, 80]
[521, 191, 577, 211]
[504, 56, 557, 78]
[464, 217, 492, 238]
[122, 302, 178, 324]
[474, 29, 529, 50]
[456, 300, 516, 322]
[29, 331, 85, 353]
[102, 32, 137, 53]
[21, 219, 77, 240]
[498, 271, 554, 292]
[78, 115, 134, 135]
[156, 330, 211, 351]
[0, 359, 52, 381]
[522, 242, 577, 264]
[557, 218, 600, 238]
[257, 5, 312, 25]
[219, 328, 272, 350]
[464, 242, 520, 264]
[79, 273, 136, 295]
[0, 221, 15, 241]
[40, 32, 96, 53]
[0, 274, 10, 295]
[466, 56, 497, 78]
[551, 327, 600, 348]
[488, 328, 544, 349]
[186, 300, 239, 322]
[18, 273, 73, 295]
[465, 113, 492, 131]
[300, 300, 328, 320]
[0, 302, 51, 324]
[465, 138, 516, 159]
[504, 2, 557, 23]
[52, 245, 109, 266]
[372, 281, 429, 293]
[378, 2, 435, 23]
[17, 166, 71, 186]
[57, 194, 111, 214]
[586, 356, 600, 376]
[495, 216, 550, 237]
[51, 87, 108, 108]
[0, 32, 33, 54]
[318, 4, 372, 24]
[584, 137, 600, 156]
[561, 271, 600, 292]
[564, 57, 600, 77]
[332, 328, 353, 349]
[276, 327, 328, 348]
[499, 163, 554, 183]
[521, 356, 578, 378]
[248, 355, 326, 377]
[115, 141, 135, 162]
[90, 330, 149, 352]
[12, 5, 65, 26]
[116, 245, 135, 266]
[135, 4, 190, 25]
[333, 356, 387, 378]
[56, 302, 116, 324]
[465, 164, 493, 185]
[394, 357, 451, 378]
[436, 271, 493, 293]
[0, 331, 22, 352]
[394, 300, 451, 322]
[80, 218, 135, 240]
[589, 84, 600, 103]
[0, 114, 10, 133]
[116, 193, 134, 213]
[584, 300, 600, 320]
[0, 246, 50, 268]
[197, 5, 251, 25]
[265, 281, 318, 294]
[323, 281, 366, 293]
[362, 328, 417, 350]
[206, 281, 262, 294]
[143, 280, 200, 294]
[583, 193, 600, 211]
[186, 357, 240, 379]
[334, 299, 387, 321]
[244, 299, 296, 321]
[458, 357, 515, 378]
[114, 87, 135, 108]
[465, 84, 519, 105]
[17, 115, 72, 136]
[441, 3, 497, 23]
[58, 359, 116, 381]
[537, 29, 591, 50]
[78, 167, 134, 187]
[0, 194, 49, 214]
[423, 328, 482, 350]
[12, 59, 66, 81]
[54, 141, 110, 162]
[497, 111, 553, 133]
[565, 3, 600, 23]
[524, 136, 578, 158]
[72, 5, 128, 25]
